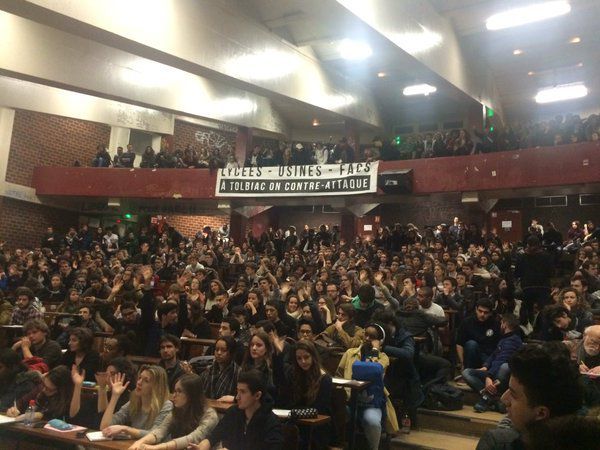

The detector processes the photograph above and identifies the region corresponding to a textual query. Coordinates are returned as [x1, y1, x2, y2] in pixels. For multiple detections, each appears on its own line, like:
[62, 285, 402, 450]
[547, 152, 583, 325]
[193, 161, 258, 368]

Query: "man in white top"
[417, 286, 445, 318]
[102, 227, 119, 256]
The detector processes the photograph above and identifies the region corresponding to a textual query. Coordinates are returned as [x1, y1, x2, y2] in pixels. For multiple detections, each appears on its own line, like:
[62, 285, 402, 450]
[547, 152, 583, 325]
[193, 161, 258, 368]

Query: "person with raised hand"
[128, 374, 218, 450]
[101, 365, 172, 439]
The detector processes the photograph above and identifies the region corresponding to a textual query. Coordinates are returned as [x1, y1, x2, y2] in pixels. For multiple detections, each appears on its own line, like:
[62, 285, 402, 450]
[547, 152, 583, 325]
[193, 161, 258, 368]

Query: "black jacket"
[207, 403, 283, 450]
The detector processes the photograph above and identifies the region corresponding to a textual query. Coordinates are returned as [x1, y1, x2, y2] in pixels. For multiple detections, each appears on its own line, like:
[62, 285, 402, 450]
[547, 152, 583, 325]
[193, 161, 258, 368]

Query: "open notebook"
[0, 415, 16, 424]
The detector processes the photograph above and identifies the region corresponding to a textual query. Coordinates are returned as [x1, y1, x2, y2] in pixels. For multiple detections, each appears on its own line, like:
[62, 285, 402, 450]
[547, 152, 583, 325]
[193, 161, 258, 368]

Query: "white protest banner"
[216, 162, 379, 197]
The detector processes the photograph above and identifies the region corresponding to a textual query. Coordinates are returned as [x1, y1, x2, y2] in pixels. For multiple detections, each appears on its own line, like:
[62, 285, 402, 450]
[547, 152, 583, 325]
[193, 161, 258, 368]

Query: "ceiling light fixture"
[403, 83, 437, 96]
[535, 83, 588, 104]
[577, 62, 584, 67]
[339, 39, 372, 60]
[569, 36, 581, 44]
[377, 72, 387, 78]
[513, 49, 524, 55]
[394, 25, 443, 55]
[486, 1, 571, 31]
[528, 71, 535, 76]
[312, 119, 320, 127]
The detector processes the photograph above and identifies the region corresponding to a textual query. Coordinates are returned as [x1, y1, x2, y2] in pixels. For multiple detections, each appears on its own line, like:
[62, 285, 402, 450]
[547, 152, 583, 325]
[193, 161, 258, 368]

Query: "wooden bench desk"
[331, 377, 370, 450]
[180, 337, 216, 359]
[2, 422, 134, 449]
[205, 399, 331, 425]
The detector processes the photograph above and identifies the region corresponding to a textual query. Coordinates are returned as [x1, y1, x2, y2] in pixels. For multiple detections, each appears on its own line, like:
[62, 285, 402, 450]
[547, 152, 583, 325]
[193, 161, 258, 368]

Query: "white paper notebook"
[0, 415, 16, 424]
[86, 431, 111, 441]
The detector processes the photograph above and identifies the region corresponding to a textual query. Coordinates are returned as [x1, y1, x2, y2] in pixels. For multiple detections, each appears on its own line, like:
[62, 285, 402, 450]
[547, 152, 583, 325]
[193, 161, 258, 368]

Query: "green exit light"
[487, 108, 495, 118]
[124, 213, 132, 219]
[394, 136, 401, 145]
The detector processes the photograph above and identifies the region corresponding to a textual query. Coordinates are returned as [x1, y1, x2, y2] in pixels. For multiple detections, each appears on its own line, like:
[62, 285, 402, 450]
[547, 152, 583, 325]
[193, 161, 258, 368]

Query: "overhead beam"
[263, 11, 309, 29]
[0, 12, 290, 135]
[0, 0, 383, 128]
[336, 0, 504, 118]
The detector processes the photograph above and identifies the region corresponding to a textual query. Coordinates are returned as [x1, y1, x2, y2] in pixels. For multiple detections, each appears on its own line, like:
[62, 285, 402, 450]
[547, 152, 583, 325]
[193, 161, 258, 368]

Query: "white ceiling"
[239, 0, 600, 126]
[426, 0, 600, 119]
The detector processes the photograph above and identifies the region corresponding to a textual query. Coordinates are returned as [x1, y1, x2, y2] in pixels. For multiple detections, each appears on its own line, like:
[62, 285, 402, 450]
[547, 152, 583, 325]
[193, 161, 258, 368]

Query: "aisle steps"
[390, 429, 479, 450]
[417, 406, 503, 436]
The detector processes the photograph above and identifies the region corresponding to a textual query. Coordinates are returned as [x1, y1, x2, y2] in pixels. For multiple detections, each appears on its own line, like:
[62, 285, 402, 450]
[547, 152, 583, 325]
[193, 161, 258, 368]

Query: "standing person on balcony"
[140, 146, 157, 168]
[92, 144, 112, 167]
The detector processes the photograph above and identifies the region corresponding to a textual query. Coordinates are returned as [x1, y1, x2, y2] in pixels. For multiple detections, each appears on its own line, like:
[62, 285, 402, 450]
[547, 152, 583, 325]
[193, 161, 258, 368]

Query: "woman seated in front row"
[198, 336, 240, 402]
[129, 374, 218, 450]
[68, 356, 137, 428]
[278, 340, 334, 450]
[6, 365, 73, 421]
[100, 364, 172, 439]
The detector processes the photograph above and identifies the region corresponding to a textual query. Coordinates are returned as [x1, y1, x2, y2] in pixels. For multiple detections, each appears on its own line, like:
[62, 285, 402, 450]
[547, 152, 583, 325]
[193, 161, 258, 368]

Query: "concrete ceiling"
[1, 0, 596, 137]
[430, 0, 600, 120]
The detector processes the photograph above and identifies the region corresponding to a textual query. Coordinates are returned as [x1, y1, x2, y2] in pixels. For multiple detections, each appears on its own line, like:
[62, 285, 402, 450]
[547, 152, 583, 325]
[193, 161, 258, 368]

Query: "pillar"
[229, 211, 248, 247]
[109, 126, 130, 155]
[0, 107, 16, 183]
[235, 126, 253, 165]
[344, 119, 360, 162]
[340, 213, 357, 243]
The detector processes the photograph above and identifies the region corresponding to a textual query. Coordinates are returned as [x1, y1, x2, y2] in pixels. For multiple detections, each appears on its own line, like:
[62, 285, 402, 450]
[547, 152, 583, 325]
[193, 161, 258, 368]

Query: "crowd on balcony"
[0, 211, 598, 448]
[86, 113, 600, 171]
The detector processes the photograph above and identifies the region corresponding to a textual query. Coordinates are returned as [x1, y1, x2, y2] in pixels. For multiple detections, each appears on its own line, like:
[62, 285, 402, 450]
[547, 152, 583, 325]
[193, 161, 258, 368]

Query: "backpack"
[422, 383, 464, 411]
[352, 360, 386, 409]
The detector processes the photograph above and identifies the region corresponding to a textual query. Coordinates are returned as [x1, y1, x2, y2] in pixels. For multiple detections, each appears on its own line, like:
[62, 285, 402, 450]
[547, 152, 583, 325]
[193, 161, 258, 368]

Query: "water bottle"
[401, 412, 411, 434]
[23, 400, 36, 426]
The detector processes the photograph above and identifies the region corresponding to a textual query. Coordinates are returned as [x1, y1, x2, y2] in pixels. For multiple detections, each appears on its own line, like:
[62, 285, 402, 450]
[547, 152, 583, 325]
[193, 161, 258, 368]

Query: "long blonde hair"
[129, 365, 170, 428]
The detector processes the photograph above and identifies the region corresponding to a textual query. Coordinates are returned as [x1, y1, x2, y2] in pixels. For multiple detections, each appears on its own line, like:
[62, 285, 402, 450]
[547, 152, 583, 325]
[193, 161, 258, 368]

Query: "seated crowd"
[0, 214, 599, 449]
[87, 113, 600, 170]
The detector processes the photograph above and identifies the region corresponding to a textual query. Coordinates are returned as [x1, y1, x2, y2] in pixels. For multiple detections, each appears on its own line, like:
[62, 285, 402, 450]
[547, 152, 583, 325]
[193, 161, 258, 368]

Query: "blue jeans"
[462, 363, 511, 395]
[359, 407, 382, 450]
[463, 340, 491, 369]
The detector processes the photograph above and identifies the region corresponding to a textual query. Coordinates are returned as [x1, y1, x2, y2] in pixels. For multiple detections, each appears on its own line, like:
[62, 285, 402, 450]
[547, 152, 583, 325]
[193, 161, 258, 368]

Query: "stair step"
[417, 406, 503, 437]
[447, 380, 481, 406]
[391, 429, 480, 450]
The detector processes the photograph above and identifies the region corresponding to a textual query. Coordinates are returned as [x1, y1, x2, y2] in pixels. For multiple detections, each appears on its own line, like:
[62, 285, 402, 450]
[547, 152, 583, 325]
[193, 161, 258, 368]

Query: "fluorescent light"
[535, 83, 588, 104]
[394, 26, 443, 54]
[377, 72, 387, 78]
[339, 39, 372, 60]
[486, 1, 571, 31]
[513, 49, 523, 55]
[403, 84, 437, 96]
[569, 36, 581, 44]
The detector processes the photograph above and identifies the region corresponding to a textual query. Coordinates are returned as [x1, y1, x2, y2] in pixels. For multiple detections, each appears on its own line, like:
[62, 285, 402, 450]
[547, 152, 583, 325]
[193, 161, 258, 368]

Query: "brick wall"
[166, 215, 229, 239]
[172, 120, 235, 153]
[0, 198, 80, 249]
[7, 109, 111, 186]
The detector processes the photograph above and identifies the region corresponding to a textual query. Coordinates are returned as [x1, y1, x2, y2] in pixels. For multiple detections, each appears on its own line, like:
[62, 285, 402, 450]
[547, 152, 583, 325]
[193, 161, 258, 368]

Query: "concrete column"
[229, 211, 248, 247]
[0, 107, 16, 183]
[109, 126, 130, 159]
[344, 119, 360, 162]
[235, 127, 253, 166]
[340, 213, 357, 243]
[152, 135, 163, 153]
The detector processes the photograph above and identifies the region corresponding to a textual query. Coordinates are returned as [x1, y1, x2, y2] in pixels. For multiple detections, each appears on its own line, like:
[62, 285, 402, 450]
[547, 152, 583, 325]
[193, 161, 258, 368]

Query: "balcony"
[33, 142, 599, 201]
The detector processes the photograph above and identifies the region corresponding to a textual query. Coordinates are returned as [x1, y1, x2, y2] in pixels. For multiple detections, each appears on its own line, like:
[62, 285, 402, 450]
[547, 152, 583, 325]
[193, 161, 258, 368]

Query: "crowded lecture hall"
[0, 1, 599, 449]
